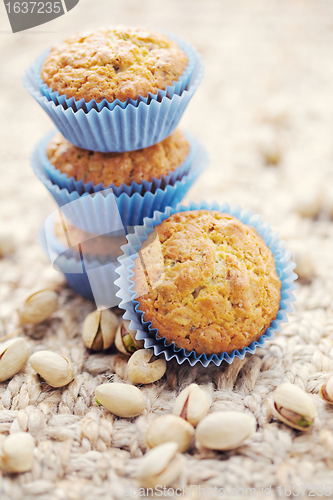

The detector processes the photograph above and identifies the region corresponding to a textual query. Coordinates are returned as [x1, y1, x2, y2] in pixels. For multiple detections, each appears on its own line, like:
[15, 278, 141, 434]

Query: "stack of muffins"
[24, 26, 207, 305]
[24, 26, 296, 366]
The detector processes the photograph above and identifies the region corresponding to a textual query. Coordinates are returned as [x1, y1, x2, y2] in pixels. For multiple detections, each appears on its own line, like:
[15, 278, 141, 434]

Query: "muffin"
[41, 26, 189, 103]
[46, 129, 190, 188]
[133, 210, 282, 355]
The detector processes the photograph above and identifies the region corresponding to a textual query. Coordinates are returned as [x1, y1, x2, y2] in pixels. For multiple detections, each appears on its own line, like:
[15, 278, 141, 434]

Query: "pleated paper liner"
[115, 201, 297, 367]
[38, 129, 197, 197]
[30, 134, 209, 233]
[23, 35, 204, 153]
[41, 212, 122, 306]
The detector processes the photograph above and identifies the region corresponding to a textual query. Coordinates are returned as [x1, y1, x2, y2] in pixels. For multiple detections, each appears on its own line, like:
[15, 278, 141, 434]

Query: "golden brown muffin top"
[54, 220, 127, 258]
[46, 129, 190, 187]
[41, 26, 188, 103]
[133, 211, 281, 356]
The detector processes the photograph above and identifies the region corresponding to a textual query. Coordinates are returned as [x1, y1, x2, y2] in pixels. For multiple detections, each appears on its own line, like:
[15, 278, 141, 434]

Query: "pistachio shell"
[140, 453, 185, 489]
[196, 411, 256, 450]
[137, 441, 178, 479]
[115, 320, 142, 355]
[17, 289, 58, 325]
[273, 383, 317, 431]
[82, 309, 118, 351]
[82, 310, 101, 348]
[0, 338, 30, 382]
[0, 231, 15, 257]
[30, 351, 75, 387]
[127, 349, 166, 385]
[320, 375, 333, 404]
[0, 433, 34, 473]
[173, 383, 210, 427]
[145, 415, 194, 452]
[95, 383, 145, 418]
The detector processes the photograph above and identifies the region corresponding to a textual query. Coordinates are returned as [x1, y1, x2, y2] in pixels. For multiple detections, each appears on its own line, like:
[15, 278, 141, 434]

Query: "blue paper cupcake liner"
[32, 32, 197, 112]
[115, 201, 297, 367]
[22, 35, 204, 153]
[38, 129, 196, 197]
[41, 213, 121, 306]
[31, 135, 209, 233]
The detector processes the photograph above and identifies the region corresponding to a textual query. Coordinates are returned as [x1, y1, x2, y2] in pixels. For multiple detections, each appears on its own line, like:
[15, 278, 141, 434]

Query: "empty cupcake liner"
[38, 129, 196, 197]
[31, 134, 209, 233]
[41, 213, 121, 307]
[115, 201, 297, 367]
[22, 36, 204, 153]
[31, 32, 197, 112]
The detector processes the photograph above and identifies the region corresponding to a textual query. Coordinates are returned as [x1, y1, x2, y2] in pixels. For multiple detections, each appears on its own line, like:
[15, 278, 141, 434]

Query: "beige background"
[1, 1, 333, 499]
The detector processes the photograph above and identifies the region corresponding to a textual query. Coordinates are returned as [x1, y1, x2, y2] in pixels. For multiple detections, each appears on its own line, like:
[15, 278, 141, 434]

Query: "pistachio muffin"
[46, 129, 190, 187]
[133, 211, 281, 355]
[41, 26, 188, 103]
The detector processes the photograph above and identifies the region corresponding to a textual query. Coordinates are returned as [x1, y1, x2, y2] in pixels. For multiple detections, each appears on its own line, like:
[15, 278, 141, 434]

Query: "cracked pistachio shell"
[145, 415, 194, 453]
[82, 309, 118, 351]
[173, 383, 211, 427]
[0, 338, 30, 382]
[0, 432, 35, 473]
[95, 383, 145, 418]
[273, 383, 317, 431]
[115, 320, 143, 355]
[321, 375, 333, 404]
[127, 349, 166, 385]
[0, 231, 15, 257]
[17, 289, 58, 325]
[30, 351, 75, 387]
[196, 411, 256, 450]
[137, 441, 185, 488]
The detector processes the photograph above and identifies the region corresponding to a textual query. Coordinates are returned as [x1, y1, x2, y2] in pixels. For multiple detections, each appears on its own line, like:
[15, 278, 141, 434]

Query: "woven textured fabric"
[1, 0, 333, 498]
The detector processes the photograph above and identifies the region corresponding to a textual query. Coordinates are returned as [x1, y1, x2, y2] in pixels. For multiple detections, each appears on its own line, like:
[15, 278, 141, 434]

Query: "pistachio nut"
[0, 432, 34, 473]
[137, 441, 185, 489]
[82, 309, 118, 351]
[95, 383, 145, 418]
[173, 383, 211, 427]
[29, 351, 75, 387]
[17, 289, 58, 325]
[127, 349, 167, 385]
[320, 375, 333, 404]
[0, 231, 15, 258]
[145, 415, 194, 453]
[113, 354, 128, 380]
[115, 320, 143, 355]
[0, 338, 30, 382]
[196, 411, 256, 450]
[273, 383, 317, 431]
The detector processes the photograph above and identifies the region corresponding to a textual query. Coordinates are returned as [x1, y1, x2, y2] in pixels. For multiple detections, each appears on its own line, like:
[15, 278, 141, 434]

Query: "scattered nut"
[113, 354, 128, 380]
[0, 432, 34, 473]
[127, 349, 167, 385]
[115, 320, 143, 355]
[0, 231, 15, 258]
[17, 290, 58, 325]
[196, 411, 256, 450]
[95, 383, 145, 418]
[292, 181, 323, 218]
[145, 415, 194, 452]
[29, 351, 75, 387]
[0, 338, 30, 382]
[289, 241, 315, 279]
[173, 383, 211, 427]
[273, 383, 317, 431]
[82, 309, 118, 351]
[320, 375, 333, 404]
[136, 441, 185, 488]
